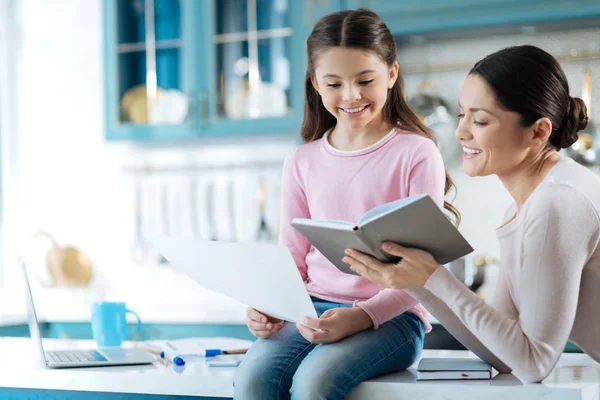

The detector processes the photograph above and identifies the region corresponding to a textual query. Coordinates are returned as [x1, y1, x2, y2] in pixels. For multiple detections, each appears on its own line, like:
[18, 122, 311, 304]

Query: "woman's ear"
[388, 62, 399, 89]
[530, 117, 553, 146]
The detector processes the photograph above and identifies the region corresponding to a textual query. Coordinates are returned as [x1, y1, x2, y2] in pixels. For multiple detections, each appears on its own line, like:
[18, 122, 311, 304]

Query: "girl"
[234, 9, 459, 399]
[345, 45, 600, 383]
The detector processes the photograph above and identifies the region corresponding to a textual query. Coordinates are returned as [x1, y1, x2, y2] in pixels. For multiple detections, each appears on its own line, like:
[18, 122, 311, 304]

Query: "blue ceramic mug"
[91, 302, 142, 347]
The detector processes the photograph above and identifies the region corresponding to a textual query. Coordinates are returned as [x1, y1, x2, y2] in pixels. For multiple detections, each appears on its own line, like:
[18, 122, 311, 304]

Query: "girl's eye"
[359, 79, 374, 85]
[327, 83, 341, 88]
[457, 113, 465, 119]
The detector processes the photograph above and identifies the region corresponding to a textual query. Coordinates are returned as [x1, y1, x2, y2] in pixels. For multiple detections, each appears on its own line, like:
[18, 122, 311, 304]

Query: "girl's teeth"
[344, 106, 366, 113]
[463, 147, 482, 154]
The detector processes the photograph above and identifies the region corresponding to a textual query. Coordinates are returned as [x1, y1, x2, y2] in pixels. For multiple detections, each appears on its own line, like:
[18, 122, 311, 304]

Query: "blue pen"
[205, 348, 222, 357]
[160, 350, 185, 366]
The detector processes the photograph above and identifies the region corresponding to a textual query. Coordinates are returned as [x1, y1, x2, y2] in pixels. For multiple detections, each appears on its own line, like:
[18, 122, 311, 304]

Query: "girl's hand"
[246, 307, 285, 339]
[342, 242, 441, 289]
[295, 307, 373, 344]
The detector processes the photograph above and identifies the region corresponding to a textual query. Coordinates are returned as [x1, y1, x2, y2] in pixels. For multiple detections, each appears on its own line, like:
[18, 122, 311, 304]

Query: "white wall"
[6, 0, 600, 289]
[6, 0, 296, 288]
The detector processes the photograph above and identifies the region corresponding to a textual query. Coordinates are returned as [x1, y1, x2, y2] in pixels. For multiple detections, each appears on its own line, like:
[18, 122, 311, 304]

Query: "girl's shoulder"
[389, 128, 443, 158]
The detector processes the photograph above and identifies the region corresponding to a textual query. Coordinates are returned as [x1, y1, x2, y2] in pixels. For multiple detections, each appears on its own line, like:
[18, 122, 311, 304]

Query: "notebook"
[291, 194, 473, 275]
[417, 358, 493, 381]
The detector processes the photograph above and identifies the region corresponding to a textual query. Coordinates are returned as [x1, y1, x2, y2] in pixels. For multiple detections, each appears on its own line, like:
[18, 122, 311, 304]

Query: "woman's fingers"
[381, 242, 408, 257]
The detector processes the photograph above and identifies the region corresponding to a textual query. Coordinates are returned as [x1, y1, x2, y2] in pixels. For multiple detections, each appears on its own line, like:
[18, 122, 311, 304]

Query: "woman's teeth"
[463, 147, 482, 155]
[343, 105, 367, 113]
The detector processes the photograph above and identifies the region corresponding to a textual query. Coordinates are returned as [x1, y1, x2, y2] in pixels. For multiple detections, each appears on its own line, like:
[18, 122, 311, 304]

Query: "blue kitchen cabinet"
[103, 0, 343, 141]
[345, 0, 600, 36]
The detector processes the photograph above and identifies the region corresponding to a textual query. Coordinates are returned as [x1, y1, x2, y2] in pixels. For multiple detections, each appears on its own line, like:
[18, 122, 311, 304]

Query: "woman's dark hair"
[469, 44, 588, 150]
[301, 9, 460, 225]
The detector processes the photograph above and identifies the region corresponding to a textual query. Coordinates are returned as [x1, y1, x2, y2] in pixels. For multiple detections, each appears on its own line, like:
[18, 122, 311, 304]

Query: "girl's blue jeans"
[233, 297, 425, 400]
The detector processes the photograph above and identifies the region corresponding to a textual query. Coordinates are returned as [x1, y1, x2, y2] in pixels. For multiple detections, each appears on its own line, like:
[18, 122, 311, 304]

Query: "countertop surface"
[0, 337, 598, 399]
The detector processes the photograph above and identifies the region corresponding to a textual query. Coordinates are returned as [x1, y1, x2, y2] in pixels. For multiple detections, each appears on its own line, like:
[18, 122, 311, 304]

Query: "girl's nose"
[343, 86, 361, 103]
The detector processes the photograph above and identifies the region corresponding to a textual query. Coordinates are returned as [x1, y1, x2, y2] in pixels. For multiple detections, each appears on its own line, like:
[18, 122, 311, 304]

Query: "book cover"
[417, 357, 493, 381]
[291, 194, 473, 275]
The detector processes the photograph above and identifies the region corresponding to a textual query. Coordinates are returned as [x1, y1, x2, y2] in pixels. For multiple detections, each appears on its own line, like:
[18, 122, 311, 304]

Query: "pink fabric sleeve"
[278, 151, 312, 281]
[356, 139, 446, 328]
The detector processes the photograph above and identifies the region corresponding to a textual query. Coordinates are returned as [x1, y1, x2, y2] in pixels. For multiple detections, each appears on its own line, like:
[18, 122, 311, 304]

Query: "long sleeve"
[356, 139, 446, 328]
[278, 152, 312, 281]
[409, 184, 600, 382]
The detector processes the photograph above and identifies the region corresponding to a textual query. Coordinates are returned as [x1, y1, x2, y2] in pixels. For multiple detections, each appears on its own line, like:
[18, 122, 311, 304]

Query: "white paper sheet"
[149, 235, 318, 323]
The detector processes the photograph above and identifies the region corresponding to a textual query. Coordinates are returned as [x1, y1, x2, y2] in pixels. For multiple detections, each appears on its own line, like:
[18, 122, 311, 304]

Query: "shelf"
[118, 39, 183, 54]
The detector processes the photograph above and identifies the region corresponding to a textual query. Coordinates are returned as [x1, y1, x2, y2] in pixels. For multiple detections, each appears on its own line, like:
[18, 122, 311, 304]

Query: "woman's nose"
[455, 117, 472, 141]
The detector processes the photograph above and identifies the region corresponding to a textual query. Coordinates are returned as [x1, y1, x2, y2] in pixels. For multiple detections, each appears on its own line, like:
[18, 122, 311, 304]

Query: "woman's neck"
[498, 149, 561, 210]
[329, 118, 394, 151]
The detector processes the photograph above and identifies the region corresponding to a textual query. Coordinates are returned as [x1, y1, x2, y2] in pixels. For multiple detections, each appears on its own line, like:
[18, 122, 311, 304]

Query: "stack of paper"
[417, 358, 492, 381]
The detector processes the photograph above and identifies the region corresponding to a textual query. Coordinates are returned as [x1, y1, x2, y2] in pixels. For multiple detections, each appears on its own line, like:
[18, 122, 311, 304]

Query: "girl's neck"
[498, 149, 561, 210]
[328, 118, 394, 151]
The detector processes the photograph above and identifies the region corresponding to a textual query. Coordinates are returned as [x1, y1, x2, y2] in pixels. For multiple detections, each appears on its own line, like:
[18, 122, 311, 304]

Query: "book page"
[291, 218, 355, 231]
[358, 194, 426, 227]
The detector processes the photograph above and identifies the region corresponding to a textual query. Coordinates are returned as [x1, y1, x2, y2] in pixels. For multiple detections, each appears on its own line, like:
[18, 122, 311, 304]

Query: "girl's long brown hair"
[300, 9, 460, 225]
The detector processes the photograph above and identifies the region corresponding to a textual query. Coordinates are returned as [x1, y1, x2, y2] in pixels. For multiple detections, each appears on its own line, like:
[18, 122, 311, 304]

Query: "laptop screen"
[18, 258, 48, 364]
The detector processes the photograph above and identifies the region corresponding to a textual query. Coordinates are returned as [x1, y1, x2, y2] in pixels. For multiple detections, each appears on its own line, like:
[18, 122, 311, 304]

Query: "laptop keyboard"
[46, 350, 107, 364]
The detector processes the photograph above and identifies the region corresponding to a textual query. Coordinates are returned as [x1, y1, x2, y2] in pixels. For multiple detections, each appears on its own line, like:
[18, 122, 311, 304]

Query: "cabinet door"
[194, 0, 296, 137]
[346, 0, 600, 35]
[104, 0, 200, 141]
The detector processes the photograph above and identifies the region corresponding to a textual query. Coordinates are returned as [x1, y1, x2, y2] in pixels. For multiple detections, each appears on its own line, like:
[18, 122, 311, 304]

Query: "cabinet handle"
[198, 90, 208, 122]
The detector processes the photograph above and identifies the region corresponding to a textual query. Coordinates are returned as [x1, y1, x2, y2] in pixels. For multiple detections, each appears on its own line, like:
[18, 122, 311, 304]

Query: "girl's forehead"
[315, 47, 386, 72]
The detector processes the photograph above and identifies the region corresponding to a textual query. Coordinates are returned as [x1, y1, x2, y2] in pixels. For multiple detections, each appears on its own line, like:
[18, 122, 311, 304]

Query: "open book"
[291, 194, 473, 275]
[417, 357, 493, 380]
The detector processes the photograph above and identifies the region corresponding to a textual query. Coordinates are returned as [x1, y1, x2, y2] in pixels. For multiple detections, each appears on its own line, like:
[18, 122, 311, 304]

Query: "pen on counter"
[137, 345, 162, 355]
[161, 350, 186, 366]
[155, 354, 168, 367]
[204, 348, 248, 357]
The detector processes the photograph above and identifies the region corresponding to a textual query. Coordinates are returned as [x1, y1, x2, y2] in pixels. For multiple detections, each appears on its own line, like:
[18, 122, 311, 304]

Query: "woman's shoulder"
[527, 172, 600, 226]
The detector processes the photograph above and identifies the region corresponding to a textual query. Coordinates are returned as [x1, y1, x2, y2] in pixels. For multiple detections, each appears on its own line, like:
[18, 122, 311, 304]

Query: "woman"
[342, 44, 600, 383]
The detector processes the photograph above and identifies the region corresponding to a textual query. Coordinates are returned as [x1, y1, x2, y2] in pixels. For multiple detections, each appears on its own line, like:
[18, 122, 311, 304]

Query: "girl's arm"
[356, 139, 446, 328]
[278, 151, 312, 281]
[409, 185, 599, 382]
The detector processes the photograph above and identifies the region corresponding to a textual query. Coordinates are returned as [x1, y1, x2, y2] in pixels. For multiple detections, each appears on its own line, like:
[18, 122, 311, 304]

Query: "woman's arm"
[278, 151, 312, 280]
[411, 185, 599, 382]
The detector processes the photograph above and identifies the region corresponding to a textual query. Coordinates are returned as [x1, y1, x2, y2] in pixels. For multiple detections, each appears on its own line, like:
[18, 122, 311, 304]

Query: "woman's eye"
[457, 113, 465, 119]
[327, 83, 341, 88]
[359, 79, 374, 85]
[473, 120, 488, 127]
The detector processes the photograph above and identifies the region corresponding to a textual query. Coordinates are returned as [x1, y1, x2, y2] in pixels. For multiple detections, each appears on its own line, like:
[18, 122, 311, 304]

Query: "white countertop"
[0, 337, 598, 399]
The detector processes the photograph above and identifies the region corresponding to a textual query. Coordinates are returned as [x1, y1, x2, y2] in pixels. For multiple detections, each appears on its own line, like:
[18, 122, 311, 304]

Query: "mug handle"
[124, 309, 142, 339]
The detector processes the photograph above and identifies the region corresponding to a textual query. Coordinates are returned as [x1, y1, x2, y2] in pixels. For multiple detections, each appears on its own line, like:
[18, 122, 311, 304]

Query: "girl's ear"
[310, 75, 321, 95]
[388, 62, 399, 89]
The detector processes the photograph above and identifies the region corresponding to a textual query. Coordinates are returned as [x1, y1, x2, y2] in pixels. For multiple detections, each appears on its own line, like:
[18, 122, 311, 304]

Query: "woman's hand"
[342, 242, 441, 289]
[246, 307, 285, 339]
[295, 307, 373, 344]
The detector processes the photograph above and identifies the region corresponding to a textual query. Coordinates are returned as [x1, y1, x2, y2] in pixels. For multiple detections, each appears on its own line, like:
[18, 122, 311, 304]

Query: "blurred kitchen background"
[0, 0, 599, 344]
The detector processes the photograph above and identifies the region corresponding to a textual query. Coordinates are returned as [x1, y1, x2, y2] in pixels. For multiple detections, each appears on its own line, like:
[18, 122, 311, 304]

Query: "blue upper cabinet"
[104, 0, 200, 141]
[103, 0, 343, 141]
[345, 0, 600, 36]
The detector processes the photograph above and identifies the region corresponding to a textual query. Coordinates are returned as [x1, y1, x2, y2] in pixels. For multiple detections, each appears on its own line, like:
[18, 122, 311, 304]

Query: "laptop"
[19, 258, 155, 368]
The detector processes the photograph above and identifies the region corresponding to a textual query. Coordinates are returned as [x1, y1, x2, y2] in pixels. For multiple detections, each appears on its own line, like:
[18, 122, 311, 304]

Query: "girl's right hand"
[246, 307, 285, 339]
